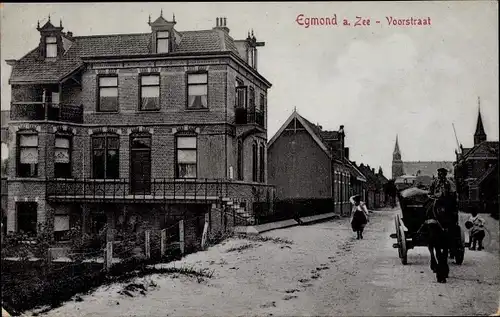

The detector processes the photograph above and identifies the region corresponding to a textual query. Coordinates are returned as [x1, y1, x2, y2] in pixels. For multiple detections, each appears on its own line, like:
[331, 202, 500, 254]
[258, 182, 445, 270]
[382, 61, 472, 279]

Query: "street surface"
[35, 207, 499, 316]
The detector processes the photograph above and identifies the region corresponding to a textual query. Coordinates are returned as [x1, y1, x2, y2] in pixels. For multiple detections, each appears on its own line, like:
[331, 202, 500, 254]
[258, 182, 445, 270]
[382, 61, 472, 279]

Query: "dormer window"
[46, 36, 57, 58]
[156, 31, 169, 53]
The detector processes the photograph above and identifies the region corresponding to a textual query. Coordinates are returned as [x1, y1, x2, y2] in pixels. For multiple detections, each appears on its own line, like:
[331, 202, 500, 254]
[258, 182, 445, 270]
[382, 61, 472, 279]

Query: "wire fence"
[1, 205, 250, 315]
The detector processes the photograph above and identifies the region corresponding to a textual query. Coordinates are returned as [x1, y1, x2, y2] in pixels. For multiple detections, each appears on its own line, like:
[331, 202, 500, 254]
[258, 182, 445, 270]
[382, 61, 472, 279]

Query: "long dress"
[349, 196, 369, 232]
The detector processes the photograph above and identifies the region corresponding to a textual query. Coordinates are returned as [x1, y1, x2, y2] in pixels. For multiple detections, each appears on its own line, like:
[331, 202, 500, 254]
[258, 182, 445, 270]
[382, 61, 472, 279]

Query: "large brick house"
[4, 14, 273, 250]
[454, 106, 499, 216]
[267, 110, 352, 216]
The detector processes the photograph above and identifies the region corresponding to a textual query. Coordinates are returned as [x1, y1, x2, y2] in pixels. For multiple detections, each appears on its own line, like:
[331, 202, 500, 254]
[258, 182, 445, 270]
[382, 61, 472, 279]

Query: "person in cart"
[429, 168, 459, 257]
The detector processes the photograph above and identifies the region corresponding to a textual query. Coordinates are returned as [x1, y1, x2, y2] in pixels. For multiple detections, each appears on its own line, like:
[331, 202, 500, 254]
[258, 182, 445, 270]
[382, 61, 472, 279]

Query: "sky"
[1, 2, 498, 176]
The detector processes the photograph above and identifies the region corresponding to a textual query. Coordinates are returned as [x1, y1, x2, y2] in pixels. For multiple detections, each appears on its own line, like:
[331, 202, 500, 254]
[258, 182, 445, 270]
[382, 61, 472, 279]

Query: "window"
[237, 139, 243, 180]
[46, 36, 57, 58]
[259, 143, 265, 182]
[249, 87, 255, 112]
[98, 76, 118, 112]
[252, 142, 258, 182]
[259, 93, 265, 112]
[92, 134, 120, 179]
[235, 79, 246, 109]
[54, 209, 70, 241]
[187, 73, 208, 109]
[17, 202, 37, 237]
[176, 136, 197, 178]
[17, 133, 38, 177]
[140, 75, 160, 110]
[156, 31, 169, 53]
[54, 135, 72, 178]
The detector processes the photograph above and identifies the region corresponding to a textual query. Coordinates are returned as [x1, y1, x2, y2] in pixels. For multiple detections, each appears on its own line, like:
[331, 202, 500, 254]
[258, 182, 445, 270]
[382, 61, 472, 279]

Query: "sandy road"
[38, 207, 499, 317]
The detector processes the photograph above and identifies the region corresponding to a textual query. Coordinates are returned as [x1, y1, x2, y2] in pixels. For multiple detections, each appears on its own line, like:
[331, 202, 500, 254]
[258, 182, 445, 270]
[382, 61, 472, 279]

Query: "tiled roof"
[461, 141, 499, 161]
[402, 161, 454, 177]
[347, 161, 367, 182]
[10, 29, 241, 84]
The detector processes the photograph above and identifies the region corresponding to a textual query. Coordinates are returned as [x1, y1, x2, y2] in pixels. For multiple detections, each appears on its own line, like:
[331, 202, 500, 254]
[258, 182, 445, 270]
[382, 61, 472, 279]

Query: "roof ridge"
[74, 32, 150, 39]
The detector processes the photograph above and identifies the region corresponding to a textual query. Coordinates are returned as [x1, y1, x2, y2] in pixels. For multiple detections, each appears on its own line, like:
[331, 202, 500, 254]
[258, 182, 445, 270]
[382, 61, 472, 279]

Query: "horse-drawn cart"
[390, 187, 467, 265]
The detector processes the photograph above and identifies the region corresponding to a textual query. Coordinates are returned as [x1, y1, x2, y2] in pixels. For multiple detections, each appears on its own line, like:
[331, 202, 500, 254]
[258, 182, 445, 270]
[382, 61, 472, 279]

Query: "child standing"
[349, 194, 370, 239]
[465, 210, 486, 251]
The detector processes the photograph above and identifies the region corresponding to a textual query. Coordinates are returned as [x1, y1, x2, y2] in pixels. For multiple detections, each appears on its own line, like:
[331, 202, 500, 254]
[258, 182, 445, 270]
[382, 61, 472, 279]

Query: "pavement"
[32, 207, 499, 316]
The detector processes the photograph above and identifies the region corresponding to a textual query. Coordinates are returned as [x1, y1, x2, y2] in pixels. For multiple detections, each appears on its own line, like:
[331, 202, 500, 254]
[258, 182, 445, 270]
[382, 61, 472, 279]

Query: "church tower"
[392, 134, 404, 179]
[474, 97, 487, 146]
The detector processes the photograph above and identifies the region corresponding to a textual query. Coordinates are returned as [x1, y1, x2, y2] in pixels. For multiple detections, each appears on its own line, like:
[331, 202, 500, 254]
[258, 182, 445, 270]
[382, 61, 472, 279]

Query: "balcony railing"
[11, 102, 83, 123]
[235, 108, 265, 127]
[1, 177, 7, 197]
[46, 178, 275, 203]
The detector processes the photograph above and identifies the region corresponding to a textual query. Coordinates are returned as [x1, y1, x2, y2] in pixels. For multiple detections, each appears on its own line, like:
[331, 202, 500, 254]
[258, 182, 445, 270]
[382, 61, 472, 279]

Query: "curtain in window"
[99, 77, 118, 111]
[188, 74, 208, 109]
[141, 75, 160, 110]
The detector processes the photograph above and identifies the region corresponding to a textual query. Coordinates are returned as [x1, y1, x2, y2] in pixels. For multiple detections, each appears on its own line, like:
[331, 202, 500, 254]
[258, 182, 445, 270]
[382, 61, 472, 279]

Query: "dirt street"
[39, 208, 499, 316]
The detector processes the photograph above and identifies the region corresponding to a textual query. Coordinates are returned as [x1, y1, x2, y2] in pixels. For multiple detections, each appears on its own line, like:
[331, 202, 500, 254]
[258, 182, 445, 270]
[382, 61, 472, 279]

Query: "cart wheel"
[395, 215, 401, 258]
[399, 225, 408, 265]
[395, 215, 407, 265]
[454, 226, 465, 265]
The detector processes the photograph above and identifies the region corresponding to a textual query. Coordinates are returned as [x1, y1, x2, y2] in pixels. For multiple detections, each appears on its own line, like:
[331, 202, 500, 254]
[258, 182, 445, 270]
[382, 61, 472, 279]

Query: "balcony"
[235, 108, 265, 127]
[1, 177, 6, 197]
[10, 102, 83, 123]
[46, 178, 275, 203]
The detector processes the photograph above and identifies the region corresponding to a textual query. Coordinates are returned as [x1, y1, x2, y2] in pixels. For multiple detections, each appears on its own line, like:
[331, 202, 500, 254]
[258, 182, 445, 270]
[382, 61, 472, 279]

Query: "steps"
[223, 199, 255, 225]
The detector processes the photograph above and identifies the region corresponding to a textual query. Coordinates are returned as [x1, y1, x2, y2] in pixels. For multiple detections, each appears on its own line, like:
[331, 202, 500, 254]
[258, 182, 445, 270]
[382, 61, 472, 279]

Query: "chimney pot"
[216, 17, 219, 26]
[224, 17, 227, 26]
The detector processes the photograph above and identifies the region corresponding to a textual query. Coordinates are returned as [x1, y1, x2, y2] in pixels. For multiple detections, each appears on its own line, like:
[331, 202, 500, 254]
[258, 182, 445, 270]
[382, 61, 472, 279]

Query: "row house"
[267, 110, 352, 216]
[4, 13, 274, 250]
[356, 164, 387, 209]
[454, 106, 498, 216]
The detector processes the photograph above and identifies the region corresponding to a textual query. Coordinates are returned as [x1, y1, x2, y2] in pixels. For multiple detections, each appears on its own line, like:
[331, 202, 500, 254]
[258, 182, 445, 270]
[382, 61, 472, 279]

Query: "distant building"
[454, 105, 499, 216]
[267, 110, 353, 216]
[392, 135, 454, 184]
[356, 164, 388, 209]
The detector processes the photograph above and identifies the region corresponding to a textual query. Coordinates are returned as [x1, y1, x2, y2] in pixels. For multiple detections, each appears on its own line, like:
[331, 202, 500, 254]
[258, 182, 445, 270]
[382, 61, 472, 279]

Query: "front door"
[130, 134, 152, 194]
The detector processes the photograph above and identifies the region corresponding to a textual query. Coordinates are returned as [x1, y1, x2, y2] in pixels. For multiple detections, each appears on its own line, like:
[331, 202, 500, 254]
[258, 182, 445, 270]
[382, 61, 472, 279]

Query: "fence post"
[160, 229, 167, 258]
[145, 230, 151, 259]
[179, 220, 185, 254]
[105, 241, 113, 272]
[201, 213, 209, 249]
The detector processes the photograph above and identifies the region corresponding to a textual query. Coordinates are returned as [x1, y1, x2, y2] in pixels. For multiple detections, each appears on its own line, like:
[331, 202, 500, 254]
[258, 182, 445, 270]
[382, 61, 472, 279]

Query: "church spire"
[474, 96, 486, 145]
[393, 134, 401, 156]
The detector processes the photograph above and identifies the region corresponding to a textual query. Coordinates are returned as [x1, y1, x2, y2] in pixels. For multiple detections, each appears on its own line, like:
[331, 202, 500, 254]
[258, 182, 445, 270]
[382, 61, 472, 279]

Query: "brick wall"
[268, 129, 332, 200]
[6, 180, 49, 232]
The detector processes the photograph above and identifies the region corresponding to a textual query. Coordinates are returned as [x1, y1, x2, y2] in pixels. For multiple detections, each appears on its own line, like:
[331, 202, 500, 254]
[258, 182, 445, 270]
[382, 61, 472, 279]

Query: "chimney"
[66, 31, 73, 38]
[213, 16, 230, 33]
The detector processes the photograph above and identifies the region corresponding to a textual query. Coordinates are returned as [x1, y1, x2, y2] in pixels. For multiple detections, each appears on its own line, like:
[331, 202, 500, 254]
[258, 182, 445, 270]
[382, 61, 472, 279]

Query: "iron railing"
[10, 102, 83, 123]
[235, 108, 265, 127]
[1, 177, 7, 197]
[46, 178, 275, 204]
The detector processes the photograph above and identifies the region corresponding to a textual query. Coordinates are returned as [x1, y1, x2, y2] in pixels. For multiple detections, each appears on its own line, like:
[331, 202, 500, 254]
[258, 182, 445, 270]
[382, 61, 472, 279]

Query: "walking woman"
[349, 194, 370, 239]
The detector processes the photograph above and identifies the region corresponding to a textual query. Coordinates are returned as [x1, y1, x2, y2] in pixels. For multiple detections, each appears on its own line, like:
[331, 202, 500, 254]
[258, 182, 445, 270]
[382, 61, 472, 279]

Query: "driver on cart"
[429, 168, 459, 257]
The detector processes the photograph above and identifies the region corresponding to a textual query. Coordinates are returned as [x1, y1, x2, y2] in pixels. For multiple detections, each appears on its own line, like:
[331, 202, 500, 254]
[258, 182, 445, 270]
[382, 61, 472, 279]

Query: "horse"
[422, 196, 456, 283]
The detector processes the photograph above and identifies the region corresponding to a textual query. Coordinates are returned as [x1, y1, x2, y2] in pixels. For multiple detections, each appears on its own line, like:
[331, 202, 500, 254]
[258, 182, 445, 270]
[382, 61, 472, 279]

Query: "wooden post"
[105, 242, 113, 272]
[201, 215, 209, 249]
[160, 229, 167, 258]
[145, 230, 151, 259]
[179, 220, 185, 254]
